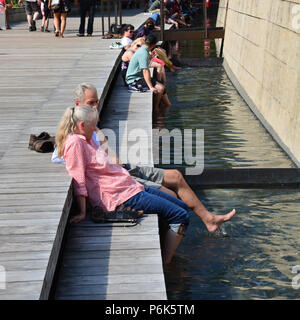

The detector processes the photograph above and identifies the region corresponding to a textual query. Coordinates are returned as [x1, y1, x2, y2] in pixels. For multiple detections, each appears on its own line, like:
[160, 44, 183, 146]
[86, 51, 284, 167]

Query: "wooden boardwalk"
[0, 10, 165, 300]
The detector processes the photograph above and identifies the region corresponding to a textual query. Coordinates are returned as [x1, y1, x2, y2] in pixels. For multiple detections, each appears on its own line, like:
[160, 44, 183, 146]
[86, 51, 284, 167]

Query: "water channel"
[155, 39, 300, 300]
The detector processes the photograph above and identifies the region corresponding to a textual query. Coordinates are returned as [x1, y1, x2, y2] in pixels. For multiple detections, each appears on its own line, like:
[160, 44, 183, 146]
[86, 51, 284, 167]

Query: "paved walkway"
[0, 10, 164, 300]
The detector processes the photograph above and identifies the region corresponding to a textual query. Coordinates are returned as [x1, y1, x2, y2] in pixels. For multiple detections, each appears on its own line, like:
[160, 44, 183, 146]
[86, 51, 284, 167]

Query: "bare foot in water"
[170, 65, 181, 72]
[203, 209, 236, 233]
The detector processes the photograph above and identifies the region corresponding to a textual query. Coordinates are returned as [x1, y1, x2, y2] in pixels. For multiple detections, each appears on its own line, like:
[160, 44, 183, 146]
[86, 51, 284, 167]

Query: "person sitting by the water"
[56, 105, 191, 263]
[122, 37, 169, 93]
[164, 7, 179, 29]
[170, 0, 192, 27]
[148, 0, 170, 13]
[121, 38, 145, 85]
[135, 17, 158, 39]
[180, 0, 196, 22]
[148, 0, 161, 13]
[125, 34, 166, 106]
[154, 45, 181, 72]
[121, 24, 135, 50]
[52, 82, 236, 235]
[149, 11, 161, 27]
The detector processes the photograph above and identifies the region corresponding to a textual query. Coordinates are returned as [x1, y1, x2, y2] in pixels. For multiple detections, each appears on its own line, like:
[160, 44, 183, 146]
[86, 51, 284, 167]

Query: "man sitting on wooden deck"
[52, 83, 236, 233]
[125, 34, 166, 110]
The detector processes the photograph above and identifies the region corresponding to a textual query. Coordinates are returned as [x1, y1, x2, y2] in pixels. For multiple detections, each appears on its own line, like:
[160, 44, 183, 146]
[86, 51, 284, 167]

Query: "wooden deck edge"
[98, 50, 124, 115]
[39, 183, 73, 300]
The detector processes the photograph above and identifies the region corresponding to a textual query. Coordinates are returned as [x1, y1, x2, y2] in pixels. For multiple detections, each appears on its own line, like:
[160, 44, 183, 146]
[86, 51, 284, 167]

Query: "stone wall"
[216, 0, 300, 166]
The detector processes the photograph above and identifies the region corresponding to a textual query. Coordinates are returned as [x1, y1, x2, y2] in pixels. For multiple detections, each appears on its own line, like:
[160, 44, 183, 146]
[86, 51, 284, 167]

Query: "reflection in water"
[156, 41, 300, 300]
[154, 65, 295, 168]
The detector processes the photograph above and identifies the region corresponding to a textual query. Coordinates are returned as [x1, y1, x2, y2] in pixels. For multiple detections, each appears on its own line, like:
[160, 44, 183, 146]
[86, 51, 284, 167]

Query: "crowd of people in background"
[119, 1, 196, 98]
[0, 0, 13, 30]
[0, 0, 96, 37]
[1, 0, 197, 34]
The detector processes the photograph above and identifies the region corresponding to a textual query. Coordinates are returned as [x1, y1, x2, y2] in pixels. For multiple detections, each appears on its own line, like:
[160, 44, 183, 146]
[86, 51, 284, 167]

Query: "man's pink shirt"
[64, 134, 144, 211]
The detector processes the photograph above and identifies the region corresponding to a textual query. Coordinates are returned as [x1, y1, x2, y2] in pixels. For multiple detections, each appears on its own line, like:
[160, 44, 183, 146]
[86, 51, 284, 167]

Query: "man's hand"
[150, 87, 158, 94]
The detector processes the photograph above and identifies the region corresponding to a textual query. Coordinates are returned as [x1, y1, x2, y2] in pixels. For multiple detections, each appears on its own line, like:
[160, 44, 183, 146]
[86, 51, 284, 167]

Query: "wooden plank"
[55, 281, 166, 296]
[58, 264, 164, 278]
[57, 292, 167, 300]
[61, 248, 162, 260]
[56, 273, 164, 286]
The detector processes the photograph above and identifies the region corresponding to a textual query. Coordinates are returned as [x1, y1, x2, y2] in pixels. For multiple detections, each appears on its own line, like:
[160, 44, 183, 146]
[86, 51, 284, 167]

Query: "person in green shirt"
[125, 34, 166, 110]
[149, 0, 170, 13]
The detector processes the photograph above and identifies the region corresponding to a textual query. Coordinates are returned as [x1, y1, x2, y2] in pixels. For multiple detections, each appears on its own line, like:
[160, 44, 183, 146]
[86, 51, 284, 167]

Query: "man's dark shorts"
[128, 78, 157, 92]
[25, 1, 39, 15]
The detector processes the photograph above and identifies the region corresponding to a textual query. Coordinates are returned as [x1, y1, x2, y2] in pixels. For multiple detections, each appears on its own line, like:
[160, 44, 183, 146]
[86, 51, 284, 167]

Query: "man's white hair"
[74, 83, 97, 103]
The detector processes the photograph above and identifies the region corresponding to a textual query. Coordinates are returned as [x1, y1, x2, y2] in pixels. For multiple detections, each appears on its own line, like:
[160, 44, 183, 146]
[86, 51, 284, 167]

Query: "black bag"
[110, 23, 127, 34]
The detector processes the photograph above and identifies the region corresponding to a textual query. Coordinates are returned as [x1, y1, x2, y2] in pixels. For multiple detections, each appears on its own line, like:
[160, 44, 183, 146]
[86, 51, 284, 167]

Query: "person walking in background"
[74, 0, 96, 37]
[0, 0, 7, 30]
[52, 0, 71, 38]
[40, 0, 50, 32]
[0, 0, 13, 30]
[18, 0, 40, 31]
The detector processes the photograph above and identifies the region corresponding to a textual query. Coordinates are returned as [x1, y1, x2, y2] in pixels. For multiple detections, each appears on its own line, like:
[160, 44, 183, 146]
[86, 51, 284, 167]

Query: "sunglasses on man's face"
[136, 44, 141, 48]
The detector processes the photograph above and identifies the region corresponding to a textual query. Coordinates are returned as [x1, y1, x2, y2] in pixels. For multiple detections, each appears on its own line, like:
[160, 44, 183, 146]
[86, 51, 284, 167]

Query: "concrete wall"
[216, 0, 300, 166]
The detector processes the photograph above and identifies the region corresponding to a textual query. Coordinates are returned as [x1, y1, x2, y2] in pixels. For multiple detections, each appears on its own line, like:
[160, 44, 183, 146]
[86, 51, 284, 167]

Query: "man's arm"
[142, 69, 158, 94]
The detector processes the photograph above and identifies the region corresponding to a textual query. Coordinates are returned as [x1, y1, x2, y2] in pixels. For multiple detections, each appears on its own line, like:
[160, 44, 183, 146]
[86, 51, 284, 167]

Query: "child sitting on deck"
[56, 105, 191, 264]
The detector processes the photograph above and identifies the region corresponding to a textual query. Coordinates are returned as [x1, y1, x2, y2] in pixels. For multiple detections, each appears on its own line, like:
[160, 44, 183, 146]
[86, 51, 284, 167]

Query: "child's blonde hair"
[130, 37, 145, 48]
[56, 105, 99, 158]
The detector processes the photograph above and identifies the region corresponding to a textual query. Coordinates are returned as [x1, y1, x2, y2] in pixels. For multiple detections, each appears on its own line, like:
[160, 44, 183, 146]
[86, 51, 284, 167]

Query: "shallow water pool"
[156, 40, 300, 300]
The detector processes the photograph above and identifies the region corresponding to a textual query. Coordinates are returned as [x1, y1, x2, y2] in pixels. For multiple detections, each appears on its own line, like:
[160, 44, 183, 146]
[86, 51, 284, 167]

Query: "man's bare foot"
[204, 209, 236, 233]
